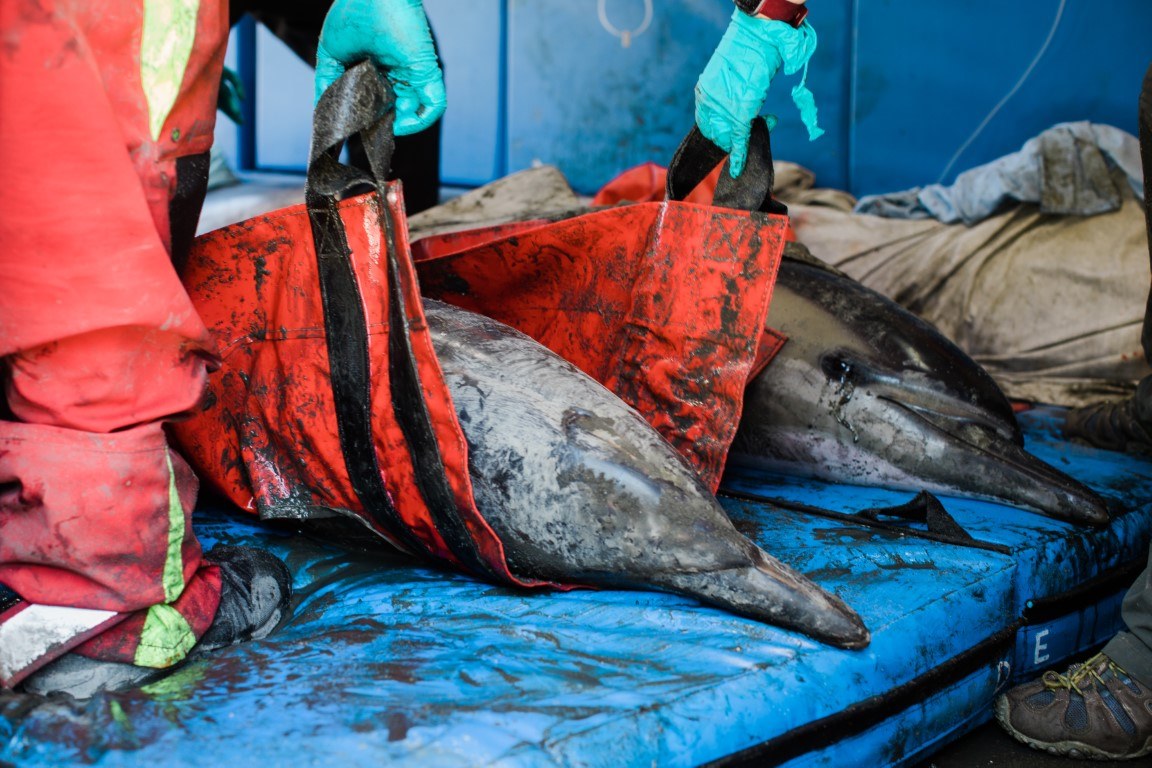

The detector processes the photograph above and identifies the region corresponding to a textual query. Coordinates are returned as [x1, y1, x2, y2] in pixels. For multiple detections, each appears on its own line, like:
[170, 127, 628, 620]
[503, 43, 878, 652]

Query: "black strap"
[1137, 62, 1152, 360]
[379, 186, 504, 582]
[305, 62, 497, 577]
[665, 118, 788, 216]
[706, 625, 1019, 767]
[1021, 558, 1146, 625]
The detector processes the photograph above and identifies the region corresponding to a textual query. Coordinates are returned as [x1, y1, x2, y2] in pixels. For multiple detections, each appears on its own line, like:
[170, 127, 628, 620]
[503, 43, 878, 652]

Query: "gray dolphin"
[424, 299, 870, 649]
[729, 253, 1109, 527]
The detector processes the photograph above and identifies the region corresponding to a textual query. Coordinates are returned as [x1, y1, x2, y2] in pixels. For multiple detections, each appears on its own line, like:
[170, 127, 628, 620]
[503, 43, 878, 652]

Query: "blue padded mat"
[2, 407, 1150, 767]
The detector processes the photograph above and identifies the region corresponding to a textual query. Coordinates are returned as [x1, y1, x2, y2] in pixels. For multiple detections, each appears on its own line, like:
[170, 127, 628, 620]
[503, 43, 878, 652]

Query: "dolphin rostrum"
[424, 299, 870, 649]
[729, 254, 1109, 527]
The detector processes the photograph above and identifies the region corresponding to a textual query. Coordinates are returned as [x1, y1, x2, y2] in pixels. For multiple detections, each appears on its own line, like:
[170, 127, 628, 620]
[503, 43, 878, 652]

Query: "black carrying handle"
[304, 62, 502, 581]
[665, 117, 788, 216]
[306, 61, 396, 201]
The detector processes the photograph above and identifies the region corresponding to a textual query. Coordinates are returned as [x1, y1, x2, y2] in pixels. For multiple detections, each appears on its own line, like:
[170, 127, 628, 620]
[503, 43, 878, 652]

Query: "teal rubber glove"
[315, 0, 446, 136]
[695, 9, 822, 177]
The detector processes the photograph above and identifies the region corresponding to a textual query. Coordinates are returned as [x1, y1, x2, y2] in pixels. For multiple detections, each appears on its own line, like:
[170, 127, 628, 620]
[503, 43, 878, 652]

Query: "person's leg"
[997, 545, 1152, 761]
[0, 0, 289, 694]
[996, 65, 1152, 759]
[1063, 62, 1152, 451]
[1103, 545, 1152, 687]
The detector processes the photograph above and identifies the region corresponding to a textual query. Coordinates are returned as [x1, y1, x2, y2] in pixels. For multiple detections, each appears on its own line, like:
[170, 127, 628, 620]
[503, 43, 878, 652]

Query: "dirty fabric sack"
[171, 64, 542, 588]
[412, 121, 791, 491]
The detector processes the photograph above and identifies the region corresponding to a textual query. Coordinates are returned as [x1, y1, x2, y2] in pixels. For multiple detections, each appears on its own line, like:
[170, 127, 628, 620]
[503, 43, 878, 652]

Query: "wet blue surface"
[2, 407, 1149, 766]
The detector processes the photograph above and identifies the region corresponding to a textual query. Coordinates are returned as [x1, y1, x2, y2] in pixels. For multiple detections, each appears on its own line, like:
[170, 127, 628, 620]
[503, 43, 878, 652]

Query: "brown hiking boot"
[995, 653, 1152, 760]
[1063, 396, 1152, 453]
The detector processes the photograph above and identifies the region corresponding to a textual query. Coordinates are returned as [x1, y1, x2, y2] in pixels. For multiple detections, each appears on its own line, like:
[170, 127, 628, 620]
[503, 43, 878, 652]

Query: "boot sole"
[994, 695, 1152, 761]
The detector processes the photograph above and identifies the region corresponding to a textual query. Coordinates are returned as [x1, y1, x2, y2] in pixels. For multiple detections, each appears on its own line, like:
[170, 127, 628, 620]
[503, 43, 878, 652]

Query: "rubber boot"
[19, 546, 292, 700]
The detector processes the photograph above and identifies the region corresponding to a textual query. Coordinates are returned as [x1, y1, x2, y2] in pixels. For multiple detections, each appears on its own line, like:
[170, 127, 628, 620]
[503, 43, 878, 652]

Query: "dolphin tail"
[651, 544, 871, 650]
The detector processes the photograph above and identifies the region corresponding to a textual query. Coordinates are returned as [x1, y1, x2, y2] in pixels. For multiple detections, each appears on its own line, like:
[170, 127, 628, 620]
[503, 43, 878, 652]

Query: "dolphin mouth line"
[825, 352, 1020, 445]
[879, 395, 1060, 479]
[880, 395, 1110, 527]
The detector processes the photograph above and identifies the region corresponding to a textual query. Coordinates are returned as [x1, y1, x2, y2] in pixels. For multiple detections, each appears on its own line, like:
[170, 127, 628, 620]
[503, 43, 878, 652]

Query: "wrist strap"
[734, 0, 808, 28]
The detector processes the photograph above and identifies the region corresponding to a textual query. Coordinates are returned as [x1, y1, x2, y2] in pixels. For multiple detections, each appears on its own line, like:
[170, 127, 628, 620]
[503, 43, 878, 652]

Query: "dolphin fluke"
[425, 299, 869, 649]
[731, 256, 1110, 527]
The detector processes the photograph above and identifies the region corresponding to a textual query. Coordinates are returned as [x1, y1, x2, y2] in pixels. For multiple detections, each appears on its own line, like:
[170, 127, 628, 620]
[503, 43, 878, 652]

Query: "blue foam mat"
[3, 407, 1150, 766]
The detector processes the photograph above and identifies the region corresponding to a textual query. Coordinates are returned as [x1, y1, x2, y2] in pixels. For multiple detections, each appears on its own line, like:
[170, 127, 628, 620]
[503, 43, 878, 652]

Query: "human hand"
[695, 9, 821, 177]
[315, 0, 446, 135]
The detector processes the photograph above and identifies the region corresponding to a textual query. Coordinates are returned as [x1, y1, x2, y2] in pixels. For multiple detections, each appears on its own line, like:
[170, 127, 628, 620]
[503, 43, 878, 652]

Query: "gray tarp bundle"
[778, 122, 1150, 407]
[853, 122, 1144, 225]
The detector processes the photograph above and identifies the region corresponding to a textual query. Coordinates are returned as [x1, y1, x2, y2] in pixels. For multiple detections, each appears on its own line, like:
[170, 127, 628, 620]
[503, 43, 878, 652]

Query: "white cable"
[935, 0, 1067, 183]
[598, 0, 653, 48]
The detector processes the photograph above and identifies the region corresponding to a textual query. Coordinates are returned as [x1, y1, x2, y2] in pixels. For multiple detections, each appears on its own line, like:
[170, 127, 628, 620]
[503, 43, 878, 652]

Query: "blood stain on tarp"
[365, 661, 420, 684]
[876, 553, 937, 571]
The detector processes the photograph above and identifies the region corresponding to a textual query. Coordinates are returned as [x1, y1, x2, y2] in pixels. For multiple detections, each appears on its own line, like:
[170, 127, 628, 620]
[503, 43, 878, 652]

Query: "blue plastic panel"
[0, 502, 1015, 767]
[244, 6, 500, 183]
[253, 25, 313, 170]
[779, 664, 1010, 768]
[229, 1, 1152, 194]
[505, 0, 716, 195]
[1015, 591, 1126, 680]
[211, 28, 242, 170]
[724, 405, 1152, 692]
[851, 0, 1152, 196]
[424, 0, 505, 186]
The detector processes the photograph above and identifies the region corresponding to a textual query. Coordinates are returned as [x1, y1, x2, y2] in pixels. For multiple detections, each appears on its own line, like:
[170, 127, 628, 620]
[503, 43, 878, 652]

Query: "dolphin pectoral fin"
[652, 549, 871, 650]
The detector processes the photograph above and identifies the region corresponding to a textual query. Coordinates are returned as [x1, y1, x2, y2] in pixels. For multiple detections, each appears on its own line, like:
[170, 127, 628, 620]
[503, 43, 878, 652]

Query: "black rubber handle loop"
[306, 60, 396, 201]
[665, 118, 788, 216]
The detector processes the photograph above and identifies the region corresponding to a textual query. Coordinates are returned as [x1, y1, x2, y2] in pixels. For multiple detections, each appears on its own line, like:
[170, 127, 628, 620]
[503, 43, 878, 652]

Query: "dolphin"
[423, 299, 870, 649]
[728, 252, 1109, 527]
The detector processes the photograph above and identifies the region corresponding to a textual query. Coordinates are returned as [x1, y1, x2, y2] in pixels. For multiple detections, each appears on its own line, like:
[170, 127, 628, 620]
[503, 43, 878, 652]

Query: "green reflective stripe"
[130, 452, 198, 669]
[133, 604, 197, 668]
[161, 451, 187, 603]
[141, 0, 200, 141]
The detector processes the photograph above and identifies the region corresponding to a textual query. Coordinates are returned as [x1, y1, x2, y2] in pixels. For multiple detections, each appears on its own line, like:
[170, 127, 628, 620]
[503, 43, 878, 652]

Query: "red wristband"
[748, 0, 808, 28]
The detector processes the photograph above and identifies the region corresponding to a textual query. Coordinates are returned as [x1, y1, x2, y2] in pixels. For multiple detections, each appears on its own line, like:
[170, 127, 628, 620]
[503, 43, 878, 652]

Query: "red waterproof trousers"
[0, 0, 229, 686]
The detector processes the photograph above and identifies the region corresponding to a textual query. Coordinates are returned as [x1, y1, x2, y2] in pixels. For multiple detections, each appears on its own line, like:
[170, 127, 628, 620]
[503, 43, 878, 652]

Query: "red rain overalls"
[0, 0, 229, 686]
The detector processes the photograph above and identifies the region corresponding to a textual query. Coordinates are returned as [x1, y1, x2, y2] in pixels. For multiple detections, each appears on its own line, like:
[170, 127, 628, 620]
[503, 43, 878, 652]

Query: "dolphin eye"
[820, 351, 856, 385]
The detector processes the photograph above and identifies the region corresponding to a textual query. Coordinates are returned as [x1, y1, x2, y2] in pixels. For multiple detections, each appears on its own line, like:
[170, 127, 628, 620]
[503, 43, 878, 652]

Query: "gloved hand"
[315, 0, 446, 136]
[695, 9, 822, 177]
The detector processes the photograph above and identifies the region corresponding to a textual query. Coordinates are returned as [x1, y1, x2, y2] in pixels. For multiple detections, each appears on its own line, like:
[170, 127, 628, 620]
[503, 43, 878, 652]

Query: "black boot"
[1063, 376, 1152, 453]
[20, 545, 292, 699]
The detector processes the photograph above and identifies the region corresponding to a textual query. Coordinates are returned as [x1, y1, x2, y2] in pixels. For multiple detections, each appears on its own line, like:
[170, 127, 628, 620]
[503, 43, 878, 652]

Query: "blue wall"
[222, 0, 1152, 196]
[851, 0, 1151, 194]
